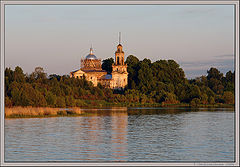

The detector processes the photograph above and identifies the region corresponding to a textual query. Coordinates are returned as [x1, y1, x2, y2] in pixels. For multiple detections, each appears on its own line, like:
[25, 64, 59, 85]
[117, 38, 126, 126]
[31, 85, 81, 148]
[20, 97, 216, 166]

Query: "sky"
[5, 5, 234, 79]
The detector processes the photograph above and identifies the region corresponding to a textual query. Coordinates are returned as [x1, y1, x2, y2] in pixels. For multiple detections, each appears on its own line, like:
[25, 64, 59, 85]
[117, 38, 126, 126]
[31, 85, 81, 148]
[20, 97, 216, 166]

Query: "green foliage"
[56, 96, 66, 108]
[208, 96, 215, 104]
[45, 92, 57, 107]
[200, 93, 208, 104]
[102, 58, 114, 74]
[65, 96, 76, 107]
[5, 96, 12, 107]
[163, 92, 179, 104]
[75, 99, 86, 107]
[13, 66, 26, 83]
[190, 98, 201, 107]
[4, 58, 235, 108]
[222, 91, 234, 104]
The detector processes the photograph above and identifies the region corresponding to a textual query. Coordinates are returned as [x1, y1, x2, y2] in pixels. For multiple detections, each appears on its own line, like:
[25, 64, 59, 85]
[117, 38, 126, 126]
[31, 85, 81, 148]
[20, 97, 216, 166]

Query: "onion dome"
[86, 46, 97, 59]
[86, 54, 97, 59]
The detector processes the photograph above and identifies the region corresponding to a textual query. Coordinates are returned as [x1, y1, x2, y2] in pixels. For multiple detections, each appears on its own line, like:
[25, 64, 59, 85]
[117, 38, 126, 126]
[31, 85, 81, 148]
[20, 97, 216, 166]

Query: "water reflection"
[5, 107, 234, 162]
[110, 112, 128, 161]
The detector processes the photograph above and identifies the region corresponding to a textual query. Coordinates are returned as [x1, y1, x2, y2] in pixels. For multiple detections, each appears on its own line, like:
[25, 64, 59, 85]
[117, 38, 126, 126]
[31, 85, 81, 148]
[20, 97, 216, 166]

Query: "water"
[5, 107, 234, 162]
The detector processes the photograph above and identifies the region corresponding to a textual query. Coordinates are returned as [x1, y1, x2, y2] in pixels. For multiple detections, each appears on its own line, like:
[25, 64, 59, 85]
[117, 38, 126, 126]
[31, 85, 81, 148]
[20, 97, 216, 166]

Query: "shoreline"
[4, 104, 234, 119]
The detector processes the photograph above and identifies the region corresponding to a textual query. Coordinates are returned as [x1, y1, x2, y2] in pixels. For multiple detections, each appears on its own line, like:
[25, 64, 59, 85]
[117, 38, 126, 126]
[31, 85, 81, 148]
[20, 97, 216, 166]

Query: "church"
[70, 34, 128, 89]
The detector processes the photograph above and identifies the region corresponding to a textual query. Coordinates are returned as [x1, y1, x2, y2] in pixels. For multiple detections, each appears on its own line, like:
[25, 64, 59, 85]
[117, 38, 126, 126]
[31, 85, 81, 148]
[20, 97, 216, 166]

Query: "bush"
[55, 96, 66, 108]
[222, 91, 234, 104]
[190, 98, 201, 106]
[75, 99, 86, 107]
[5, 97, 12, 107]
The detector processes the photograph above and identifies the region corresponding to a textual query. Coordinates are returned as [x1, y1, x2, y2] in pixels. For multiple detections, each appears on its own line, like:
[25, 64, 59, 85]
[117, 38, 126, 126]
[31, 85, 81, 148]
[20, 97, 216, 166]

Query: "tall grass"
[5, 107, 84, 118]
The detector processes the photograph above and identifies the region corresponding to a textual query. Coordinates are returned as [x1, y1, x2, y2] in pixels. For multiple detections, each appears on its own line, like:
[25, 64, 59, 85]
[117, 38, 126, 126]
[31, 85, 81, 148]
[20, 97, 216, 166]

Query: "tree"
[140, 94, 148, 104]
[102, 58, 114, 74]
[13, 66, 25, 83]
[5, 97, 12, 107]
[208, 78, 224, 94]
[208, 96, 215, 104]
[207, 67, 223, 80]
[125, 55, 139, 66]
[222, 91, 234, 104]
[31, 67, 47, 82]
[190, 98, 201, 106]
[137, 60, 153, 93]
[201, 93, 208, 104]
[125, 55, 140, 89]
[65, 96, 76, 107]
[45, 92, 57, 107]
[164, 92, 179, 104]
[185, 84, 201, 103]
[225, 70, 234, 83]
[55, 96, 66, 108]
[223, 71, 235, 92]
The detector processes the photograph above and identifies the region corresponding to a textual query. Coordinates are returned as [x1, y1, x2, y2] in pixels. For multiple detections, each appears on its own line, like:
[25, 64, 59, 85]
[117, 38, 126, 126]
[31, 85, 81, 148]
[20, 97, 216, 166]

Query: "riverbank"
[4, 103, 234, 118]
[63, 99, 234, 108]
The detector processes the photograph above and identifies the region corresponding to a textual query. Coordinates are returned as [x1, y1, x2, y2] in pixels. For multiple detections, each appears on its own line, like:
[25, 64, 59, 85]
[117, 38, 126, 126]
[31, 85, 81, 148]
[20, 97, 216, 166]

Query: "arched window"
[117, 57, 120, 65]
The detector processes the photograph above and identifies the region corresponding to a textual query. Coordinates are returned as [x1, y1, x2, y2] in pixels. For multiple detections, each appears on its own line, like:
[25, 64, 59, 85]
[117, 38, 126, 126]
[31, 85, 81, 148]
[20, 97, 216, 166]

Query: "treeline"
[5, 55, 235, 108]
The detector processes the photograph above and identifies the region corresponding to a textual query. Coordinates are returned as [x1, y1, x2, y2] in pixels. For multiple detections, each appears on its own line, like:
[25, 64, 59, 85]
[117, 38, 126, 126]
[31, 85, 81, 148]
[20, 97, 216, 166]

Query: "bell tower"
[112, 32, 128, 89]
[115, 32, 125, 65]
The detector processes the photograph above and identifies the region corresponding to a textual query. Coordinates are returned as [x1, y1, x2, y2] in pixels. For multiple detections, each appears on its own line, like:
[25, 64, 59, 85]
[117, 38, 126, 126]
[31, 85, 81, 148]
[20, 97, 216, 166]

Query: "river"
[5, 107, 234, 162]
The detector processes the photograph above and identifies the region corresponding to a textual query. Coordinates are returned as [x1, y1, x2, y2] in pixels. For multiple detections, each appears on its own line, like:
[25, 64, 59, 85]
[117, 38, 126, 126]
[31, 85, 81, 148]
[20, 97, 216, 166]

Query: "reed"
[4, 106, 87, 118]
[5, 106, 61, 118]
[71, 107, 83, 115]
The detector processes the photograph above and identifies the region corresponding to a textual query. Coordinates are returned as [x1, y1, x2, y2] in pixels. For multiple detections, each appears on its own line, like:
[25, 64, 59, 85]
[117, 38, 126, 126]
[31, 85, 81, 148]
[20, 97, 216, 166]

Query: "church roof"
[86, 54, 97, 60]
[71, 69, 85, 74]
[81, 69, 106, 73]
[100, 74, 112, 80]
[85, 46, 97, 60]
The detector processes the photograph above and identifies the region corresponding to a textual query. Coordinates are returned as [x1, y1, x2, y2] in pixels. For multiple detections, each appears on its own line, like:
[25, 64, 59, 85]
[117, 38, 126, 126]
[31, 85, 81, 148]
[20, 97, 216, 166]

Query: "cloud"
[214, 54, 234, 59]
[179, 55, 234, 79]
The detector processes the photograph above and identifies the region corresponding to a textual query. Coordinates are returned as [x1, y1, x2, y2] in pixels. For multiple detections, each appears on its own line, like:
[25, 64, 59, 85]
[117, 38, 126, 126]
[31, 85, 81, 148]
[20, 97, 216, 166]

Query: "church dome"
[86, 54, 97, 60]
[85, 46, 97, 59]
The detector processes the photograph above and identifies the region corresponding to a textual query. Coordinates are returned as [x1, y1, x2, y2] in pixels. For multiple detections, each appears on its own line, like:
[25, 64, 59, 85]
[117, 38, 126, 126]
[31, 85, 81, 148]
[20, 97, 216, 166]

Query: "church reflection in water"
[76, 110, 128, 161]
[110, 111, 128, 161]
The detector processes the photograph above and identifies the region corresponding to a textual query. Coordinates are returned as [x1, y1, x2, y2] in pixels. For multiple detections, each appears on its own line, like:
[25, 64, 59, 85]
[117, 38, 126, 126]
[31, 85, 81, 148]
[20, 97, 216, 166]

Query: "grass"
[5, 106, 84, 118]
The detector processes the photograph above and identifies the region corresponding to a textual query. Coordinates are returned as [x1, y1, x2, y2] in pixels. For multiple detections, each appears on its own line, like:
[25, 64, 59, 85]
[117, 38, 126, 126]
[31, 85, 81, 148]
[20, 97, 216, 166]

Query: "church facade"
[70, 38, 128, 89]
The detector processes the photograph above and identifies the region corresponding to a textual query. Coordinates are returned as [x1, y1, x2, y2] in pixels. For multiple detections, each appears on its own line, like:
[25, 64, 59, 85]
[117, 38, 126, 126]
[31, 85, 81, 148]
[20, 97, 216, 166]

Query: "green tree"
[164, 92, 179, 104]
[125, 55, 140, 89]
[190, 98, 201, 107]
[200, 93, 208, 104]
[65, 96, 76, 107]
[56, 96, 66, 108]
[102, 58, 114, 74]
[45, 92, 57, 107]
[208, 96, 215, 104]
[222, 91, 234, 104]
[13, 66, 25, 83]
[5, 97, 12, 107]
[207, 67, 224, 94]
[207, 67, 223, 80]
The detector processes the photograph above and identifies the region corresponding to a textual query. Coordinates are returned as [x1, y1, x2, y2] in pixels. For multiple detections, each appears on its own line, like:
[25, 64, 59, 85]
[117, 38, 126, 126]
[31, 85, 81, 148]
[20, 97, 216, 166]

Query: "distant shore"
[4, 103, 234, 119]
